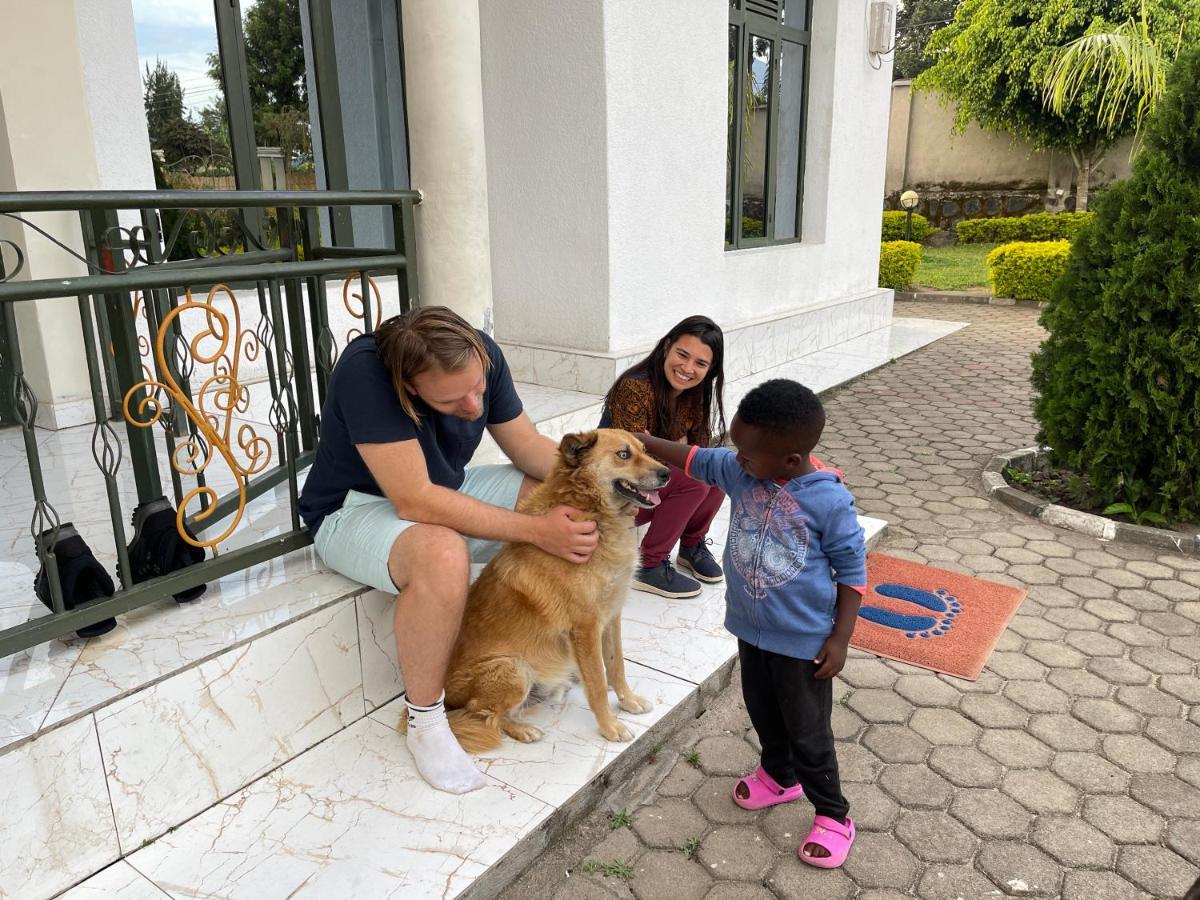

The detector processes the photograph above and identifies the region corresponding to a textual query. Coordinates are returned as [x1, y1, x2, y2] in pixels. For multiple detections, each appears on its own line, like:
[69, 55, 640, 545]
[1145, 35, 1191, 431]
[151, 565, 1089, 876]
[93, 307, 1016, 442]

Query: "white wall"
[482, 0, 894, 358]
[604, 0, 891, 353]
[0, 3, 103, 428]
[480, 0, 611, 352]
[75, 0, 157, 199]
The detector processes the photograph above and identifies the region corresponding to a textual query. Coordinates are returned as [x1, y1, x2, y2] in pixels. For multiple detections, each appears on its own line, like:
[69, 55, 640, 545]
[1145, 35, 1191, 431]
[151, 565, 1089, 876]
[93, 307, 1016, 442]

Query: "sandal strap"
[811, 815, 853, 840]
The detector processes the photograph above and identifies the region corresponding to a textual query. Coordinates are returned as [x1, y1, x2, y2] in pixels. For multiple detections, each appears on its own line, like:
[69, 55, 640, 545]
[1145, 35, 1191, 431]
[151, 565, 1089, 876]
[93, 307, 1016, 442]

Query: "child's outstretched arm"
[635, 432, 693, 470]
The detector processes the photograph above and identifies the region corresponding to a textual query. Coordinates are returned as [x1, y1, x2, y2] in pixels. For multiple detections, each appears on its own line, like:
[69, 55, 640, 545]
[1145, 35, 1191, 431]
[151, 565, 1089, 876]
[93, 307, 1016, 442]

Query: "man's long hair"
[374, 306, 490, 423]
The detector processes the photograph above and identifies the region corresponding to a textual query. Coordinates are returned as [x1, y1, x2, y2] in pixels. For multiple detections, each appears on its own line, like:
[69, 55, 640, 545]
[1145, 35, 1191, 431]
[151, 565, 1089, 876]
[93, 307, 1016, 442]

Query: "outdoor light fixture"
[868, 0, 897, 56]
[899, 189, 920, 240]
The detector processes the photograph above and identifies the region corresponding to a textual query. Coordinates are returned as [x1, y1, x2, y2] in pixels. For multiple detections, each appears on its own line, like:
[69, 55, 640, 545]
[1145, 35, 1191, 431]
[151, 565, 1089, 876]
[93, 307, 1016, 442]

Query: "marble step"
[1, 315, 957, 897]
[6, 511, 886, 899]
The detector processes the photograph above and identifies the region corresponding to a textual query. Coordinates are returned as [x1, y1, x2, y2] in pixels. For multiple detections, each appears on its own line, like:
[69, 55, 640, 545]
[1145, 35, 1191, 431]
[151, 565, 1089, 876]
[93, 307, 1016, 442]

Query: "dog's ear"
[560, 431, 599, 466]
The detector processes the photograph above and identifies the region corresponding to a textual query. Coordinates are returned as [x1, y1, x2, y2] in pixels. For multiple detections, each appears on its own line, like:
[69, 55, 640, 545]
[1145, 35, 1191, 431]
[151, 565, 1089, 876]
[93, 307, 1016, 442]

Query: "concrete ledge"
[896, 290, 1047, 310]
[983, 447, 1198, 554]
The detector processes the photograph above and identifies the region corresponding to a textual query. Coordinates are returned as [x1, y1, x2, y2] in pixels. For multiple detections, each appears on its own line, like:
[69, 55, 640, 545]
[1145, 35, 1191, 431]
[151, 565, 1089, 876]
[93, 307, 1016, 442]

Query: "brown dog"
[439, 428, 670, 752]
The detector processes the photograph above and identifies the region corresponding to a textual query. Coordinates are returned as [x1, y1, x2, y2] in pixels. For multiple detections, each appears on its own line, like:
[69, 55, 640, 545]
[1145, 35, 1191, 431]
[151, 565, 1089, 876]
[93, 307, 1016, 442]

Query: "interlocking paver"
[498, 306, 1200, 900]
[630, 850, 712, 900]
[1052, 751, 1131, 794]
[893, 810, 978, 863]
[696, 827, 775, 881]
[1100, 734, 1177, 774]
[928, 746, 1001, 788]
[949, 788, 1033, 839]
[1117, 846, 1200, 900]
[1003, 769, 1080, 814]
[631, 798, 709, 849]
[862, 725, 931, 764]
[976, 843, 1063, 897]
[1129, 773, 1200, 818]
[1060, 871, 1150, 900]
[978, 729, 1054, 768]
[1032, 815, 1116, 867]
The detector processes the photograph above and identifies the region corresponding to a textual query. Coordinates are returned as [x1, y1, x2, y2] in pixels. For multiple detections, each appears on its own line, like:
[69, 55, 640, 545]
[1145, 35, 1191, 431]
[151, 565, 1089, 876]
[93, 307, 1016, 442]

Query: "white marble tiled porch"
[0, 314, 961, 899]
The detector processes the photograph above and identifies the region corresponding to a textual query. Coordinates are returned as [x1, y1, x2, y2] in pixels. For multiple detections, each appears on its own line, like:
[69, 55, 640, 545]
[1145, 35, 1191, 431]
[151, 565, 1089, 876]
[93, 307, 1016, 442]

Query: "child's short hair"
[737, 379, 824, 436]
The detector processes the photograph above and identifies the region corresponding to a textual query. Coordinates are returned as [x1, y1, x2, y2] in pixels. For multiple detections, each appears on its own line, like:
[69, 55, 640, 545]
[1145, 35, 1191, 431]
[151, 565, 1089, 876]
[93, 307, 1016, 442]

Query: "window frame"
[727, 1, 812, 250]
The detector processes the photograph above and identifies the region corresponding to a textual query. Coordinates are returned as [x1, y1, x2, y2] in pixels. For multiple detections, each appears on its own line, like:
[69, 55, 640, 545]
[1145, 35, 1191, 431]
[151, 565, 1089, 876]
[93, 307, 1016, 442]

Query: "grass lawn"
[914, 243, 999, 291]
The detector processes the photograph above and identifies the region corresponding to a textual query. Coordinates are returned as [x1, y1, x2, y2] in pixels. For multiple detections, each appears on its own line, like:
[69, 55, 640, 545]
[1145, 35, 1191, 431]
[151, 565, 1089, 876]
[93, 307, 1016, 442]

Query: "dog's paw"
[618, 693, 653, 715]
[503, 720, 544, 743]
[600, 720, 635, 743]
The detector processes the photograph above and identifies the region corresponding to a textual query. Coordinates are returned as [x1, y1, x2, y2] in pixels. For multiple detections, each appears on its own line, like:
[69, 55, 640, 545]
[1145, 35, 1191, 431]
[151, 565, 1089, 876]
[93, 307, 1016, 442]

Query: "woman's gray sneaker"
[677, 541, 724, 583]
[633, 561, 702, 598]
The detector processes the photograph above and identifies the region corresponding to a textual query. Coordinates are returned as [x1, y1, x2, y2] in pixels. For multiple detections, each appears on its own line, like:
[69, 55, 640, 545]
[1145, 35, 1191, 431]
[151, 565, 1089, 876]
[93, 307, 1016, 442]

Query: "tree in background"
[202, 0, 311, 173]
[1030, 44, 1200, 522]
[1043, 0, 1199, 149]
[894, 0, 962, 80]
[916, 0, 1194, 209]
[143, 59, 210, 168]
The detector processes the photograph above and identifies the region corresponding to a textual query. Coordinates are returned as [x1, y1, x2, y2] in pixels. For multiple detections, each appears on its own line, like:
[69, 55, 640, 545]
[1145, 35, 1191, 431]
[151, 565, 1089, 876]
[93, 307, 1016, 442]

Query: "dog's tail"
[396, 705, 504, 754]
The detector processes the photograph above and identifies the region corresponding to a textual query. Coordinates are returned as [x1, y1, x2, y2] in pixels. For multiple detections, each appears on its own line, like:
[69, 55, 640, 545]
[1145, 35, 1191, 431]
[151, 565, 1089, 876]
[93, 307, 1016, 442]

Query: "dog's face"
[559, 429, 670, 512]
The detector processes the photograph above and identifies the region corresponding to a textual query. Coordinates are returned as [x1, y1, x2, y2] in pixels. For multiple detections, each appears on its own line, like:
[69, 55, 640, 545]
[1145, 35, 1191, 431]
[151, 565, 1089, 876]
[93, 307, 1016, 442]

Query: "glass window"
[726, 24, 739, 246]
[725, 3, 811, 249]
[741, 36, 772, 242]
[773, 40, 805, 240]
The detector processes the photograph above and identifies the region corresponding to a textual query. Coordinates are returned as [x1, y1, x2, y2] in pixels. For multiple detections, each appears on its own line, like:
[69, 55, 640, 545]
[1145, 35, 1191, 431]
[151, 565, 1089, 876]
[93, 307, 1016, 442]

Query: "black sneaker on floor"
[633, 561, 702, 598]
[34, 523, 118, 638]
[677, 540, 724, 583]
[124, 497, 207, 603]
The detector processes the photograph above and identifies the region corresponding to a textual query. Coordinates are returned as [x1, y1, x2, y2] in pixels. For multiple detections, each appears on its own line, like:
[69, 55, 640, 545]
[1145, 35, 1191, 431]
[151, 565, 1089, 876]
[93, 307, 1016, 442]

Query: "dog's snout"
[655, 467, 670, 486]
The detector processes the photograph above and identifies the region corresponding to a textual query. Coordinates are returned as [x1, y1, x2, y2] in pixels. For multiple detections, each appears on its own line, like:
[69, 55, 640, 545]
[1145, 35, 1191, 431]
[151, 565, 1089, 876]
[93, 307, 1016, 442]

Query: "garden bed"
[981, 447, 1199, 554]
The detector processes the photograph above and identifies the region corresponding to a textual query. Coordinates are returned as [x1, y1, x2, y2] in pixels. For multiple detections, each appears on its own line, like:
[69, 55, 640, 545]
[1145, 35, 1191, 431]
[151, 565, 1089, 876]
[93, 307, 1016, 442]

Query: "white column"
[400, 0, 494, 332]
[0, 2, 103, 429]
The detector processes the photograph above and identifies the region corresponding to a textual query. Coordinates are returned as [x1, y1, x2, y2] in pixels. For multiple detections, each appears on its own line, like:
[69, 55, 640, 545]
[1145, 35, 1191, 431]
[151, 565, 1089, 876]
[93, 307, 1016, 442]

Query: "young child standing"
[638, 378, 866, 868]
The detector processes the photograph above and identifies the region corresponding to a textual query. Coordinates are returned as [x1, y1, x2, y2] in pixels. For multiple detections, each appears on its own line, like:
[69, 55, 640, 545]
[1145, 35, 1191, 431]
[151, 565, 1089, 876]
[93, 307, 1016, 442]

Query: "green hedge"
[879, 241, 922, 289]
[882, 210, 934, 242]
[1031, 45, 1200, 522]
[986, 241, 1070, 301]
[957, 211, 1094, 244]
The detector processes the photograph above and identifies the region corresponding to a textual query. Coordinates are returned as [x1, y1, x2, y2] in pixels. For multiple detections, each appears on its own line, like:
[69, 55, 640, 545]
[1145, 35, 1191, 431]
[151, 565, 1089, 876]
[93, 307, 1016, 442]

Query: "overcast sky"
[132, 0, 260, 118]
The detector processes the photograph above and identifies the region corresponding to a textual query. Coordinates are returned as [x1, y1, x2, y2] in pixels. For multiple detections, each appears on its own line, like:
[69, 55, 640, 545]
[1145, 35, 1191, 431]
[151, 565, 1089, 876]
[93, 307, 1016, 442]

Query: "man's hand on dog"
[534, 505, 599, 563]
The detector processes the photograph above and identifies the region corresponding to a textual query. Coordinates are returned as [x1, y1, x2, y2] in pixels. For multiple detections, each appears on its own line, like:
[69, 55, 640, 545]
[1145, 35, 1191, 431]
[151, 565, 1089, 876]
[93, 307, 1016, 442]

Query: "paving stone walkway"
[497, 304, 1200, 900]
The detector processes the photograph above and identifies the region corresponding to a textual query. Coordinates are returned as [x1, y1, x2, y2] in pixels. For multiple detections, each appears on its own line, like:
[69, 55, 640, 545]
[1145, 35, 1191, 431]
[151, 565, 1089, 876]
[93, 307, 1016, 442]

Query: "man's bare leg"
[390, 524, 486, 794]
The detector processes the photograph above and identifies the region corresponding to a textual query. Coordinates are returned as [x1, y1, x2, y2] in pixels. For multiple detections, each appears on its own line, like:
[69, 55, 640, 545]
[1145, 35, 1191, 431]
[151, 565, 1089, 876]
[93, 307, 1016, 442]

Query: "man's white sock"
[403, 692, 487, 794]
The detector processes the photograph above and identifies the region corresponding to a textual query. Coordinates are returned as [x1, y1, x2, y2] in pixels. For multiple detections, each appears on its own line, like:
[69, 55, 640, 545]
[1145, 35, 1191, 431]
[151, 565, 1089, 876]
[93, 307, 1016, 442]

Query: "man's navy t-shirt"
[298, 331, 523, 535]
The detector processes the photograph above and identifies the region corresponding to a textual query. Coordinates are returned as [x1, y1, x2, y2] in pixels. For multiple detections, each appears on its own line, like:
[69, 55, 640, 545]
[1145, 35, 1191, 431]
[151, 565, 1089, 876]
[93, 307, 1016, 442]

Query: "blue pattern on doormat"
[859, 584, 962, 639]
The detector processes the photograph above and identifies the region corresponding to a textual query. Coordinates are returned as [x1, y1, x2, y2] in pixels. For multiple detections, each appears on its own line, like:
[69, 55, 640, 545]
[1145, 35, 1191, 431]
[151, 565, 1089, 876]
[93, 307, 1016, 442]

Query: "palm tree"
[1042, 0, 1191, 207]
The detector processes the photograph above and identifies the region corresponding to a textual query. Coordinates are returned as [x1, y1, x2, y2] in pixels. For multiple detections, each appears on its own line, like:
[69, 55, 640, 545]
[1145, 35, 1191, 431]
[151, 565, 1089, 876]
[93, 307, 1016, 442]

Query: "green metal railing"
[0, 189, 420, 657]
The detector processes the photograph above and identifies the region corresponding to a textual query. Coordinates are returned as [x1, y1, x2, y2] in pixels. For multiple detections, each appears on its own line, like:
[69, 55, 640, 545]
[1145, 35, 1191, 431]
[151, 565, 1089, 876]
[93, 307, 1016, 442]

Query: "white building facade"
[0, 0, 895, 419]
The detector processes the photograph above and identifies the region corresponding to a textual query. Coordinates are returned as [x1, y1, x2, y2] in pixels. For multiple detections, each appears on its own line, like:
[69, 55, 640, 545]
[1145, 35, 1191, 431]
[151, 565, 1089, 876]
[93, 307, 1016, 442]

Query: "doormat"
[850, 554, 1027, 681]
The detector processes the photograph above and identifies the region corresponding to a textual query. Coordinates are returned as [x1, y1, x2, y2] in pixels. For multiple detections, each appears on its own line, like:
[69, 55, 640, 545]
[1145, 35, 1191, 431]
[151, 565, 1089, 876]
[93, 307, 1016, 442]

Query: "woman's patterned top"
[605, 374, 710, 447]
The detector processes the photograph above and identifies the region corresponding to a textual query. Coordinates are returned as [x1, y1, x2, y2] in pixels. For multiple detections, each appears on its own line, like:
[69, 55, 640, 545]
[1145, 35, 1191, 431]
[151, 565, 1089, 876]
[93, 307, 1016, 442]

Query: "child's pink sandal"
[731, 766, 805, 810]
[799, 815, 855, 869]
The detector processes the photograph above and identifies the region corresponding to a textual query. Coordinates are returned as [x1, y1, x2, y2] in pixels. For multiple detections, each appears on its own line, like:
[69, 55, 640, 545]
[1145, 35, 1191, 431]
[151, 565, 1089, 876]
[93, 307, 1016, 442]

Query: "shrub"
[1030, 45, 1200, 522]
[986, 241, 1070, 301]
[957, 211, 1094, 243]
[882, 210, 933, 242]
[879, 240, 922, 289]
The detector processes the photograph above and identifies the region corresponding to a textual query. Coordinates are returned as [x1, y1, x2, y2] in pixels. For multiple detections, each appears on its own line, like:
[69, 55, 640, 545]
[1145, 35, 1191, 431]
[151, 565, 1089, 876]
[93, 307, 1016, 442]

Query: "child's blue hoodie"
[686, 446, 868, 661]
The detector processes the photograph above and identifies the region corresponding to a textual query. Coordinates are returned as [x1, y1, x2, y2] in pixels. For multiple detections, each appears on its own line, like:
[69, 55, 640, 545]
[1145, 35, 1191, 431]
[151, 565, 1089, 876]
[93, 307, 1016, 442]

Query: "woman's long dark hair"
[605, 315, 727, 446]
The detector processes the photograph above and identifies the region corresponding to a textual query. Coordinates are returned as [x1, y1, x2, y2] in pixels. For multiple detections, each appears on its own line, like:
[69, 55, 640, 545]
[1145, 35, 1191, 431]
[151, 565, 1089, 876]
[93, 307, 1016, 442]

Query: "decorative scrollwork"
[0, 238, 25, 282]
[91, 420, 123, 478]
[342, 272, 382, 342]
[30, 499, 61, 553]
[123, 284, 273, 550]
[12, 372, 39, 429]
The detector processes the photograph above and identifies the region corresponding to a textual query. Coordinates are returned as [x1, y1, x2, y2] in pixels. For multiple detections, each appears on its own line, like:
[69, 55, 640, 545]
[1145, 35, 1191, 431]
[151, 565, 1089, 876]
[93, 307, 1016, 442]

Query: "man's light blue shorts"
[312, 464, 526, 593]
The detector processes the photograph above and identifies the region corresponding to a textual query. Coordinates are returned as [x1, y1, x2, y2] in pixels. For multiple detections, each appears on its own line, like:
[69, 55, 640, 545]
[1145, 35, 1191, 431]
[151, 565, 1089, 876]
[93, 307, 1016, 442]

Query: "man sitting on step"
[299, 306, 599, 793]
